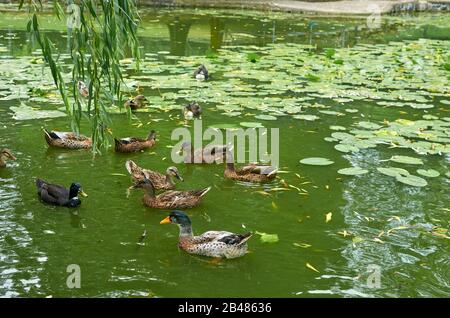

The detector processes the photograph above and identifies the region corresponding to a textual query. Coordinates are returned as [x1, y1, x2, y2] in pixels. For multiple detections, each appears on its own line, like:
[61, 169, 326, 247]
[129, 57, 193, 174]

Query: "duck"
[183, 102, 202, 120]
[36, 179, 87, 207]
[223, 150, 277, 183]
[124, 95, 147, 110]
[44, 129, 92, 149]
[193, 64, 209, 80]
[179, 141, 227, 164]
[160, 210, 252, 259]
[131, 178, 210, 209]
[77, 80, 89, 98]
[125, 160, 183, 190]
[0, 148, 16, 168]
[114, 130, 156, 153]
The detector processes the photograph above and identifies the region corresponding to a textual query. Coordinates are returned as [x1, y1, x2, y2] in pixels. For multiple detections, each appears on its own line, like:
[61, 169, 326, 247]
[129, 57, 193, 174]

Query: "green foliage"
[19, 0, 141, 154]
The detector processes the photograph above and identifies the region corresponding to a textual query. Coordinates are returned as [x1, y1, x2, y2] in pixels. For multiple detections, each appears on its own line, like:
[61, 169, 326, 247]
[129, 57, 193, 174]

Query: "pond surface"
[0, 7, 449, 297]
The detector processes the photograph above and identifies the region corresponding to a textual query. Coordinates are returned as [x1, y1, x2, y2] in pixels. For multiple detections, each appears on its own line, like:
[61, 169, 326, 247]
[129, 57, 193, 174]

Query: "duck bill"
[9, 155, 17, 160]
[160, 217, 171, 225]
[175, 172, 184, 182]
[79, 190, 88, 197]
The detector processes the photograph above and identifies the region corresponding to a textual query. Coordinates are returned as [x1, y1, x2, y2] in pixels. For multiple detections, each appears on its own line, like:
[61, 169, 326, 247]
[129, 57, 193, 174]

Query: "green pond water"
[0, 7, 449, 297]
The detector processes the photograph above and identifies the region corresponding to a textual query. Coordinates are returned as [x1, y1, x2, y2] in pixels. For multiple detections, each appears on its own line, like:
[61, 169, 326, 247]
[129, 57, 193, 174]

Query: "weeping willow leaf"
[395, 174, 428, 187]
[416, 169, 440, 178]
[389, 155, 424, 165]
[300, 157, 334, 166]
[337, 167, 369, 175]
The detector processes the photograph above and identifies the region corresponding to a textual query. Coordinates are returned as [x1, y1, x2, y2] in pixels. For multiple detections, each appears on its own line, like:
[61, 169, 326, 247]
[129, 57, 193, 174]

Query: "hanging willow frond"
[20, 0, 141, 155]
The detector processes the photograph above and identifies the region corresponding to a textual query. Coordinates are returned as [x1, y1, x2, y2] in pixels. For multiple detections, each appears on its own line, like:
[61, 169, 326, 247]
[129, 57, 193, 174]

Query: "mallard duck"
[193, 64, 209, 80]
[44, 129, 92, 149]
[77, 80, 89, 98]
[36, 179, 87, 207]
[124, 95, 147, 110]
[125, 160, 183, 190]
[224, 151, 277, 183]
[0, 148, 16, 168]
[114, 130, 156, 153]
[131, 179, 210, 209]
[160, 210, 252, 259]
[180, 141, 227, 164]
[183, 102, 202, 120]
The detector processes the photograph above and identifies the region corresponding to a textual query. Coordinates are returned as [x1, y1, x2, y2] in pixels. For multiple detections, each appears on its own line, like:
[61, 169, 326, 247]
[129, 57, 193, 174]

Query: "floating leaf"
[255, 114, 277, 121]
[388, 155, 424, 165]
[325, 212, 332, 223]
[377, 167, 410, 177]
[239, 122, 264, 128]
[330, 125, 346, 131]
[416, 169, 440, 178]
[306, 263, 320, 273]
[299, 157, 334, 166]
[396, 174, 428, 187]
[293, 114, 319, 121]
[293, 242, 311, 248]
[358, 121, 382, 130]
[337, 167, 369, 175]
[255, 231, 279, 243]
[334, 144, 359, 153]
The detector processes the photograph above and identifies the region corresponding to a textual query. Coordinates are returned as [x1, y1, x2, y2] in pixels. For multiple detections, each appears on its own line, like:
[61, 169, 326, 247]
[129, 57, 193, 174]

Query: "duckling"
[44, 129, 92, 149]
[36, 179, 87, 207]
[77, 81, 89, 98]
[0, 148, 16, 168]
[131, 178, 210, 209]
[193, 64, 209, 80]
[223, 150, 277, 183]
[124, 95, 147, 110]
[114, 130, 156, 153]
[180, 141, 227, 164]
[125, 160, 183, 190]
[160, 210, 252, 259]
[183, 102, 202, 120]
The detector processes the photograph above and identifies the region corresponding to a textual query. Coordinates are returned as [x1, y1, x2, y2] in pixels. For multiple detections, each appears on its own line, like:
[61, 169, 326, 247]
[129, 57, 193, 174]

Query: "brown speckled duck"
[0, 149, 16, 167]
[77, 81, 89, 98]
[124, 95, 147, 110]
[131, 178, 210, 209]
[180, 141, 227, 164]
[114, 130, 156, 153]
[183, 102, 202, 120]
[223, 150, 277, 183]
[160, 210, 252, 259]
[44, 129, 92, 149]
[125, 160, 183, 190]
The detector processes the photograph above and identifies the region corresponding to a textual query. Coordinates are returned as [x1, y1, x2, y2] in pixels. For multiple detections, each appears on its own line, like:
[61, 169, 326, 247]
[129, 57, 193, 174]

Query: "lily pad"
[293, 114, 319, 121]
[396, 174, 428, 187]
[388, 155, 424, 165]
[300, 157, 334, 166]
[239, 122, 264, 128]
[358, 121, 382, 130]
[334, 144, 359, 153]
[255, 114, 277, 121]
[377, 167, 410, 177]
[416, 169, 440, 178]
[337, 167, 369, 175]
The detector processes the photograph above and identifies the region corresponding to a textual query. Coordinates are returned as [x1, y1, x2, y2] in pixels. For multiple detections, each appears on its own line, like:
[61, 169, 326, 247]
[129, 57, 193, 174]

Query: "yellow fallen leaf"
[294, 242, 311, 248]
[271, 202, 278, 210]
[338, 230, 350, 237]
[326, 212, 332, 223]
[387, 226, 409, 235]
[306, 263, 320, 273]
[254, 191, 270, 196]
[373, 238, 385, 244]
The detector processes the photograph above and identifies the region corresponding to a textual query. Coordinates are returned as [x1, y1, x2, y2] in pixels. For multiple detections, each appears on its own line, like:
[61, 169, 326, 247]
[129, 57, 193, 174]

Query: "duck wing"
[36, 179, 69, 205]
[239, 164, 277, 176]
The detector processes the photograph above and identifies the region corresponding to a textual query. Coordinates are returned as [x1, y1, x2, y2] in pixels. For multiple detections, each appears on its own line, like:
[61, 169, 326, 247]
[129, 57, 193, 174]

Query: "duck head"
[166, 166, 183, 181]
